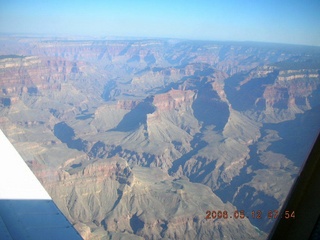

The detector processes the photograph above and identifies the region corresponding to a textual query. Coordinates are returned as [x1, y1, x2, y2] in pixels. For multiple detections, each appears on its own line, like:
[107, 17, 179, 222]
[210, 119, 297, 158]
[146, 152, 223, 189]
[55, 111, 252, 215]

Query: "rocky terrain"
[1, 35, 320, 239]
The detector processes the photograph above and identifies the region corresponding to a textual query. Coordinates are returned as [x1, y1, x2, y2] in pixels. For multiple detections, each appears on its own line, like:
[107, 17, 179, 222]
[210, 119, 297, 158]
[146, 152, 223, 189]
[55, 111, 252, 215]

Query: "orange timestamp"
[205, 210, 295, 220]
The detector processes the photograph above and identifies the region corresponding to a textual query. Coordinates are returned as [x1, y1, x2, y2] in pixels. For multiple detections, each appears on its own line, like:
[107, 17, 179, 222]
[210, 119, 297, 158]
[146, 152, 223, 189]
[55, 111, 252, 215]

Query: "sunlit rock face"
[1, 36, 320, 239]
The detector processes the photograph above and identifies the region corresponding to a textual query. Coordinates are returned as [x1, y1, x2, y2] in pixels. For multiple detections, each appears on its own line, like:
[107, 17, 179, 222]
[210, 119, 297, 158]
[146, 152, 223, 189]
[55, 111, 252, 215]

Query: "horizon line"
[1, 32, 320, 48]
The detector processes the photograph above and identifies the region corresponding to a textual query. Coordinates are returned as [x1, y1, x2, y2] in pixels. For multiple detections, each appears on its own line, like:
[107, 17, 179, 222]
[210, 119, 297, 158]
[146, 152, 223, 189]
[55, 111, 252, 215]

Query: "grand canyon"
[1, 35, 320, 239]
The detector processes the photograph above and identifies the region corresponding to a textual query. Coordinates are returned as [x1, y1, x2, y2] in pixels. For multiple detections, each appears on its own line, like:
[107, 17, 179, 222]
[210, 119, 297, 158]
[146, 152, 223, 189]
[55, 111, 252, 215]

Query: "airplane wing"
[0, 130, 83, 240]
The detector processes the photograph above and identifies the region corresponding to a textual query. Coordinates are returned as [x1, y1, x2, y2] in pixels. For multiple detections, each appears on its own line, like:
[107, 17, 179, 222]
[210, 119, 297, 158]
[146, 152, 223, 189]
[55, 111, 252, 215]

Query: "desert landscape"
[1, 36, 320, 239]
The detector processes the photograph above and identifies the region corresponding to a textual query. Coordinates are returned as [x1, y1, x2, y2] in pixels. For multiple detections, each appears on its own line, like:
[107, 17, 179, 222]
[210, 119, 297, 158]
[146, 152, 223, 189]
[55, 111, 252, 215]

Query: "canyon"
[1, 35, 320, 239]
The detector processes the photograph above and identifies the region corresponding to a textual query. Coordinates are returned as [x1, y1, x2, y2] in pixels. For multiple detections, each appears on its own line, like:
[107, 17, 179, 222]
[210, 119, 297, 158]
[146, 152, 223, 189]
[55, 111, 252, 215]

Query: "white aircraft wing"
[0, 130, 83, 240]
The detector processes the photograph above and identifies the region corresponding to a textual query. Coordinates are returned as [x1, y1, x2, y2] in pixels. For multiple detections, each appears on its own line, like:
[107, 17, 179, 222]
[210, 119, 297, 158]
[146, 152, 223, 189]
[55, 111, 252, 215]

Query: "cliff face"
[32, 158, 265, 240]
[0, 55, 77, 107]
[224, 65, 320, 122]
[152, 89, 195, 112]
[1, 37, 320, 239]
[264, 69, 319, 110]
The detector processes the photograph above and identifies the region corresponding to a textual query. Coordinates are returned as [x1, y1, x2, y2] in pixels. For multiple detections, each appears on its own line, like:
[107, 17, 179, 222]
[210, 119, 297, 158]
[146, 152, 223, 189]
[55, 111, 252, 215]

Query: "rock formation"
[1, 35, 320, 239]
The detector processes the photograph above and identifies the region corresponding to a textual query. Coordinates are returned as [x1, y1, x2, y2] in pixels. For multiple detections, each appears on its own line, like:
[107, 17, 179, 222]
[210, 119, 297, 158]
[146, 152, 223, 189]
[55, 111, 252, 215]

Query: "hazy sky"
[0, 0, 319, 46]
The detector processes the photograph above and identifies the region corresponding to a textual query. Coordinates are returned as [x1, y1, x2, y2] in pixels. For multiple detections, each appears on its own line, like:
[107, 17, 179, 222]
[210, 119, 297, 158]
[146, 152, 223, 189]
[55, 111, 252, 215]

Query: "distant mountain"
[1, 36, 320, 239]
